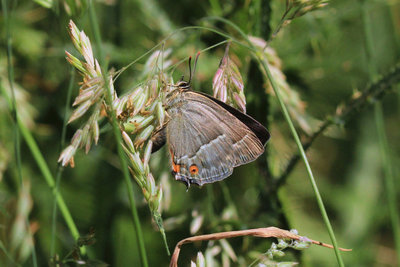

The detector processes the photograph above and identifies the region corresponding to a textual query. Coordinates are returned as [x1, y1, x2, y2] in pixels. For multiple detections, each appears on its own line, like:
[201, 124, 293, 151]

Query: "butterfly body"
[152, 83, 270, 187]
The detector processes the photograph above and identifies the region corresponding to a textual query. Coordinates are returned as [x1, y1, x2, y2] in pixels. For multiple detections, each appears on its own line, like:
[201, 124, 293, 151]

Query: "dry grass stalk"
[170, 227, 351, 267]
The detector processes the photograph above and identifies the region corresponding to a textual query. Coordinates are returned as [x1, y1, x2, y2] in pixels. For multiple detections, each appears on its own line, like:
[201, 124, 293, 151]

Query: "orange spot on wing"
[189, 164, 199, 175]
[170, 148, 181, 173]
[173, 162, 181, 173]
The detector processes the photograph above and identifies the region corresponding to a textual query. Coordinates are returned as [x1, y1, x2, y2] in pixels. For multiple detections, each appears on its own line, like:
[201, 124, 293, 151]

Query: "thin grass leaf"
[205, 16, 345, 266]
[87, 4, 150, 264]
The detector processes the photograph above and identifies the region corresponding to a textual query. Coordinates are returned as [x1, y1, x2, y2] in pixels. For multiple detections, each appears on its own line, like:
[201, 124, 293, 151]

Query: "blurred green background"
[1, 0, 399, 266]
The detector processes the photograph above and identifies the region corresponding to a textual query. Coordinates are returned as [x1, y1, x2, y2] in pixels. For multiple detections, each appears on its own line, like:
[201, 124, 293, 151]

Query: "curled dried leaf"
[169, 227, 351, 267]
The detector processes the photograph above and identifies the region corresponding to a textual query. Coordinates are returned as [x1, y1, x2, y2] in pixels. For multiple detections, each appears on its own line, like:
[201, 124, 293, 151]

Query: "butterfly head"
[164, 81, 188, 108]
[176, 80, 191, 90]
[173, 53, 199, 91]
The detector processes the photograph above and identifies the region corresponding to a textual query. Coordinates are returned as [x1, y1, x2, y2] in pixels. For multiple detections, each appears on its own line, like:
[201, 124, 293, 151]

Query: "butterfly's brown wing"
[166, 91, 266, 186]
[197, 92, 270, 145]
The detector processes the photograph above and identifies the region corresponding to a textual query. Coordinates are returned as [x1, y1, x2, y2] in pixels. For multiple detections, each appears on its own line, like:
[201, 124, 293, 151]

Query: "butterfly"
[151, 80, 270, 188]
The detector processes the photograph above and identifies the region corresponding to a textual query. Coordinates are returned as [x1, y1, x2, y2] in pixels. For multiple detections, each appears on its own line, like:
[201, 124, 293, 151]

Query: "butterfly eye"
[189, 164, 199, 175]
[177, 81, 190, 89]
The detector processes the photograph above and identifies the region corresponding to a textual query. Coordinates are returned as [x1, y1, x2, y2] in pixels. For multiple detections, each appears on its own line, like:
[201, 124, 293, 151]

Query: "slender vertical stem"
[209, 0, 222, 15]
[374, 104, 400, 258]
[88, 1, 149, 266]
[259, 58, 345, 267]
[208, 17, 345, 266]
[17, 120, 82, 244]
[0, 43, 84, 257]
[2, 0, 38, 265]
[51, 67, 76, 256]
[206, 185, 216, 222]
[361, 0, 400, 262]
[2, 0, 20, 188]
[0, 240, 18, 266]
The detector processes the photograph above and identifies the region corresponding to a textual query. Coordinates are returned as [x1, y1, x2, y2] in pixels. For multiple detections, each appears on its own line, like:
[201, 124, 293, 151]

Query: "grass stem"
[361, 0, 400, 262]
[258, 54, 344, 267]
[51, 67, 76, 256]
[0, 10, 84, 257]
[205, 16, 345, 266]
[17, 120, 82, 246]
[2, 0, 38, 265]
[88, 1, 149, 266]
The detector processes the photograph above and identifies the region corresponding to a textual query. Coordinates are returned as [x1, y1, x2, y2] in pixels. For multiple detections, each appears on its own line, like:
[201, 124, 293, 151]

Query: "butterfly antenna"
[191, 52, 200, 85]
[187, 56, 193, 84]
[187, 52, 200, 86]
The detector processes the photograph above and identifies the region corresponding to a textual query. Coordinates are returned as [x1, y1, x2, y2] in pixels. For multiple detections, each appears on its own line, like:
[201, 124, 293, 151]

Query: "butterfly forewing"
[166, 91, 266, 186]
[198, 92, 270, 145]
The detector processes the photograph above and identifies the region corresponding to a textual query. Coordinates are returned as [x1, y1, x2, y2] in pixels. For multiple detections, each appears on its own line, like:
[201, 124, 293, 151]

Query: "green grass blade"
[0, 80, 83, 253]
[0, 240, 20, 266]
[50, 67, 76, 257]
[205, 16, 345, 266]
[2, 0, 38, 265]
[361, 0, 400, 261]
[374, 104, 400, 259]
[258, 56, 345, 267]
[88, 1, 149, 266]
[17, 119, 82, 245]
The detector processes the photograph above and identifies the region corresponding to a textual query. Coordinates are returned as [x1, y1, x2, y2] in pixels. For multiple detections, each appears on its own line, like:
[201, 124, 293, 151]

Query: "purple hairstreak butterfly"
[151, 54, 270, 187]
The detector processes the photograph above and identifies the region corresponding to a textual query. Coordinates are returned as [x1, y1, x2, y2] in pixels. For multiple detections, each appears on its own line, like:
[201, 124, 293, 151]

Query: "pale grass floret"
[191, 252, 205, 267]
[249, 36, 320, 135]
[293, 0, 328, 17]
[212, 44, 246, 113]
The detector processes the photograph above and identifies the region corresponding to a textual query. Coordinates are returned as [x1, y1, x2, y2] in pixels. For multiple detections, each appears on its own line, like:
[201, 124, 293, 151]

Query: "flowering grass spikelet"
[212, 43, 247, 113]
[59, 21, 170, 249]
[249, 36, 320, 135]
